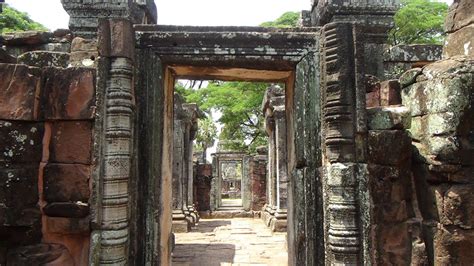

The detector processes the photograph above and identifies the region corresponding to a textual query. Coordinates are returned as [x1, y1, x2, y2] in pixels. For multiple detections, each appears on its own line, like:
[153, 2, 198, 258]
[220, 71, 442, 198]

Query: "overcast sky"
[6, 0, 311, 31]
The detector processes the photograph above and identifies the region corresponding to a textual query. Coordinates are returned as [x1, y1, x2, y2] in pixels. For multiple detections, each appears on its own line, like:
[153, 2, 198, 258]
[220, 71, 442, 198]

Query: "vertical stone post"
[172, 95, 189, 232]
[96, 19, 135, 265]
[182, 104, 203, 224]
[272, 106, 288, 232]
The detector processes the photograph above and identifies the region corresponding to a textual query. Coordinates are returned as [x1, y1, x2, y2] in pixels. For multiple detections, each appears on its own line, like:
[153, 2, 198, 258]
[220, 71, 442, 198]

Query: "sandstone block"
[44, 216, 90, 234]
[375, 222, 411, 265]
[0, 166, 40, 226]
[443, 24, 474, 58]
[444, 0, 474, 33]
[0, 64, 41, 120]
[433, 225, 474, 265]
[6, 243, 74, 265]
[0, 49, 16, 64]
[441, 185, 474, 227]
[41, 67, 96, 120]
[43, 202, 90, 218]
[380, 79, 401, 106]
[18, 51, 70, 68]
[367, 106, 411, 130]
[0, 121, 44, 164]
[2, 31, 53, 46]
[368, 165, 411, 204]
[402, 74, 472, 117]
[50, 121, 93, 164]
[70, 37, 98, 67]
[98, 19, 135, 60]
[368, 130, 411, 166]
[44, 164, 91, 203]
[399, 68, 421, 88]
[366, 90, 380, 108]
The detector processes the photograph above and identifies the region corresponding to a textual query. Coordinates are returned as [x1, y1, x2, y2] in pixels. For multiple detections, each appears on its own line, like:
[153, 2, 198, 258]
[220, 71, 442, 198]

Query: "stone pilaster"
[312, 0, 398, 78]
[321, 22, 368, 265]
[95, 19, 135, 265]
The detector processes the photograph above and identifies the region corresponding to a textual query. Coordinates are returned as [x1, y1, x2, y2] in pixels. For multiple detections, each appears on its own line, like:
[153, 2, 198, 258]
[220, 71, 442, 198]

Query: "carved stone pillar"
[320, 22, 368, 265]
[95, 19, 135, 265]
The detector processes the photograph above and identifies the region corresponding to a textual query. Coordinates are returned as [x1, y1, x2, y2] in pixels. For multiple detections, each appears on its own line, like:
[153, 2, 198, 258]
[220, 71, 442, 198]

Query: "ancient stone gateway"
[3, 0, 473, 265]
[130, 23, 321, 265]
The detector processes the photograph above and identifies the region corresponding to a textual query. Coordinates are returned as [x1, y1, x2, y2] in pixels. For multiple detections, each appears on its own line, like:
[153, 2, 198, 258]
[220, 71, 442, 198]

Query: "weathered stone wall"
[384, 44, 443, 79]
[249, 153, 267, 212]
[194, 164, 213, 212]
[0, 33, 96, 264]
[401, 57, 474, 264]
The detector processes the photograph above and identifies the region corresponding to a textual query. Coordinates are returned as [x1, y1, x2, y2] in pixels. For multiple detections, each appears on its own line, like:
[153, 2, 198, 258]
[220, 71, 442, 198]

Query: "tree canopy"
[260, 11, 299, 28]
[389, 0, 448, 45]
[0, 5, 46, 34]
[177, 81, 269, 153]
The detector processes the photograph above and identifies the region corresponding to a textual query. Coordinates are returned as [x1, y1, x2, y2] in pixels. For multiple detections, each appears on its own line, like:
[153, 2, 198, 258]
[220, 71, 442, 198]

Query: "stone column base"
[172, 210, 190, 233]
[184, 205, 200, 226]
[261, 204, 276, 227]
[270, 209, 287, 232]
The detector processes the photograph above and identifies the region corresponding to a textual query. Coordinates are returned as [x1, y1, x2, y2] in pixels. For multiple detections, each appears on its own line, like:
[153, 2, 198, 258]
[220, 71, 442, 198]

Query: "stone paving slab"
[172, 218, 288, 266]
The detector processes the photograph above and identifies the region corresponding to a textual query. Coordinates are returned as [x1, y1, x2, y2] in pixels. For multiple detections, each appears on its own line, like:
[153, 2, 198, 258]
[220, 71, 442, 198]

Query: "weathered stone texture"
[0, 121, 44, 164]
[384, 44, 443, 79]
[70, 37, 98, 67]
[41, 67, 96, 120]
[0, 64, 41, 120]
[194, 164, 213, 212]
[6, 244, 74, 265]
[43, 164, 91, 203]
[443, 0, 474, 58]
[402, 58, 474, 165]
[49, 121, 93, 164]
[399, 6, 474, 262]
[43, 202, 90, 218]
[0, 166, 41, 227]
[18, 51, 70, 68]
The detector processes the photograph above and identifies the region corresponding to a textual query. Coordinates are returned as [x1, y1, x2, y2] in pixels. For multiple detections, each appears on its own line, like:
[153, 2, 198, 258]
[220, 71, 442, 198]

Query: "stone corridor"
[172, 218, 288, 266]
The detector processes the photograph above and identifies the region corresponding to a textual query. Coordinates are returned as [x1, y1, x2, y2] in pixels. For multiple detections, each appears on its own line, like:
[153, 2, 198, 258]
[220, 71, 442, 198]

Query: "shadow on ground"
[172, 243, 235, 266]
[193, 219, 231, 233]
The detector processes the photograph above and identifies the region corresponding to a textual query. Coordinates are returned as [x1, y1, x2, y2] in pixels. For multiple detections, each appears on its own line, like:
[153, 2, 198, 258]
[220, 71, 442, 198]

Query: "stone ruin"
[0, 0, 472, 265]
[261, 85, 288, 232]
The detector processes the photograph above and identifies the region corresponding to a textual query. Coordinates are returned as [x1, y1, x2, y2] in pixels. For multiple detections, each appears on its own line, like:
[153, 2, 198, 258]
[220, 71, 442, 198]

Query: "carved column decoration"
[100, 57, 134, 264]
[321, 22, 361, 264]
[96, 19, 135, 264]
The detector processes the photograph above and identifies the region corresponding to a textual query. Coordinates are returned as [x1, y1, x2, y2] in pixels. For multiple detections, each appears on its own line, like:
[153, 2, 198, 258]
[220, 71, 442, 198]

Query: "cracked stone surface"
[172, 218, 288, 266]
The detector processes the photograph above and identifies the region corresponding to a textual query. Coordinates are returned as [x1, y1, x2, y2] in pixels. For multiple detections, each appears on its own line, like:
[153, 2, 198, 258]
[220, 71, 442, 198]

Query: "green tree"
[260, 11, 299, 28]
[389, 0, 448, 45]
[178, 81, 269, 153]
[194, 116, 218, 162]
[0, 5, 46, 34]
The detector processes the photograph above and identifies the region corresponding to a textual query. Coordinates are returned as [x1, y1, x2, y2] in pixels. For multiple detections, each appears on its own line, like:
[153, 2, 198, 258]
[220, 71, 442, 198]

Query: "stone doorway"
[131, 24, 320, 265]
